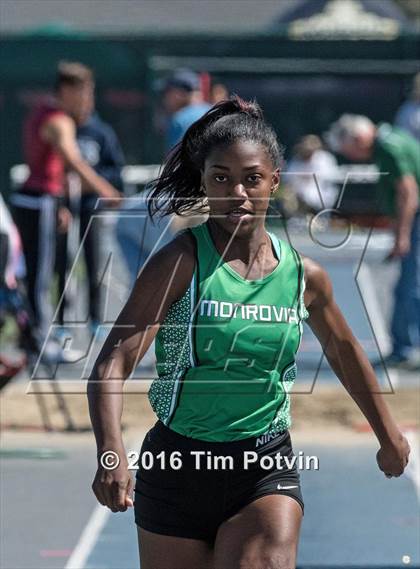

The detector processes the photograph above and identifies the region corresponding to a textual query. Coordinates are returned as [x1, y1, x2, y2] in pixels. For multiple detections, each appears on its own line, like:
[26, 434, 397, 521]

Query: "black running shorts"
[134, 420, 304, 541]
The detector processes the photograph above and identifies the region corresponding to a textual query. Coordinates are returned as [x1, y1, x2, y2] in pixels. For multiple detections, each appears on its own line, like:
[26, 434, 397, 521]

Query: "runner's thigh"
[213, 494, 302, 569]
[137, 527, 213, 569]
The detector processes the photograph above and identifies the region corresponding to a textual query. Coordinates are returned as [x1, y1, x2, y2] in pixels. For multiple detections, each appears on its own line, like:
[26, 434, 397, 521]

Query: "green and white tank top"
[149, 221, 309, 442]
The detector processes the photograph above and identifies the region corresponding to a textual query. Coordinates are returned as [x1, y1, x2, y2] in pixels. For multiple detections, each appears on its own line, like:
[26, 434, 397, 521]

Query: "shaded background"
[1, 0, 419, 202]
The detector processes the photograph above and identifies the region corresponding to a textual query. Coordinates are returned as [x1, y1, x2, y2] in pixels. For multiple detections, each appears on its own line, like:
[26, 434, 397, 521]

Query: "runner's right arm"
[40, 113, 121, 203]
[88, 232, 195, 512]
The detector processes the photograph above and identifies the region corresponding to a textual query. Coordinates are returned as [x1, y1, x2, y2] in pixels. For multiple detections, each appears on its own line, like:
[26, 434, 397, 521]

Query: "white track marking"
[356, 263, 391, 357]
[65, 504, 110, 569]
[356, 263, 396, 386]
[404, 430, 420, 502]
[65, 433, 141, 568]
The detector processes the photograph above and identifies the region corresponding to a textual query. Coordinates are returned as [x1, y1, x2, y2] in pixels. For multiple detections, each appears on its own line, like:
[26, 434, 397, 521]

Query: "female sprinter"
[88, 97, 410, 569]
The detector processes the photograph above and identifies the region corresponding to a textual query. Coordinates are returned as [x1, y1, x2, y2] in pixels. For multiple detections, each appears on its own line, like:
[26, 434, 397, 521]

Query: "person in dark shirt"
[77, 113, 125, 200]
[56, 96, 125, 335]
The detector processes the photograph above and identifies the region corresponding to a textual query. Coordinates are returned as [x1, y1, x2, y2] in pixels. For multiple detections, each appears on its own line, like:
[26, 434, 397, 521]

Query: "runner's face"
[202, 140, 279, 237]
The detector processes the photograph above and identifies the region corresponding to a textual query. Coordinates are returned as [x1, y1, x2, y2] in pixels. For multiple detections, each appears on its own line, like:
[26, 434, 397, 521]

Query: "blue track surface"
[296, 261, 393, 389]
[84, 443, 419, 568]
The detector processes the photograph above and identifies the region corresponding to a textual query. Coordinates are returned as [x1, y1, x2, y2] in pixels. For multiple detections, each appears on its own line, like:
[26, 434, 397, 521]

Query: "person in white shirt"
[283, 135, 339, 213]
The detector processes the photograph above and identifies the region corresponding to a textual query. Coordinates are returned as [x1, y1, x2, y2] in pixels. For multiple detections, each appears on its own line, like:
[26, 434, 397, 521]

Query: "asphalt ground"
[0, 432, 99, 569]
[1, 428, 418, 569]
[83, 439, 419, 568]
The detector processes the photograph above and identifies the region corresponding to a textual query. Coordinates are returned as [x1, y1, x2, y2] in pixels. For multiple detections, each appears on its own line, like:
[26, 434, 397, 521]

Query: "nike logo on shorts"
[277, 483, 298, 490]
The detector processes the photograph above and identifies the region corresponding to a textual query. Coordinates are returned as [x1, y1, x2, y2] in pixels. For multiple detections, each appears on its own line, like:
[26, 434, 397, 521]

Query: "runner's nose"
[231, 183, 247, 198]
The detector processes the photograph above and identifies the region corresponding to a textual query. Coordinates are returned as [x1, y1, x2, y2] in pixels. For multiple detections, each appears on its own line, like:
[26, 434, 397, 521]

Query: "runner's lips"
[225, 207, 253, 215]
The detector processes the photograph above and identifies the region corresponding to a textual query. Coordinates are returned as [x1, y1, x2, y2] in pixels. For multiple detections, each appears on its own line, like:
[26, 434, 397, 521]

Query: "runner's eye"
[247, 174, 262, 183]
[214, 175, 228, 183]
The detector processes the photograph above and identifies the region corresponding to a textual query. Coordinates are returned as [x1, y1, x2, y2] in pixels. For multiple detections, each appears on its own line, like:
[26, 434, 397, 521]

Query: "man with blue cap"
[162, 68, 211, 152]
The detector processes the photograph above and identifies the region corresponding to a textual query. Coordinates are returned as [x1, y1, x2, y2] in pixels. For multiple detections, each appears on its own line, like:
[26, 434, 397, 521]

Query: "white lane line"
[404, 430, 420, 502]
[65, 433, 142, 569]
[356, 263, 396, 386]
[65, 505, 110, 569]
[356, 263, 391, 356]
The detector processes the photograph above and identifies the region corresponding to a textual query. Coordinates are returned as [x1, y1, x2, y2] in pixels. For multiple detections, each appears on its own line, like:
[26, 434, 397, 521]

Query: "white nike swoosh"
[277, 484, 298, 490]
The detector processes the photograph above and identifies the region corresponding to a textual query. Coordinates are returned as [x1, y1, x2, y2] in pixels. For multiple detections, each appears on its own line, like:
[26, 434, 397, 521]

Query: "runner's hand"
[376, 433, 410, 478]
[92, 453, 134, 512]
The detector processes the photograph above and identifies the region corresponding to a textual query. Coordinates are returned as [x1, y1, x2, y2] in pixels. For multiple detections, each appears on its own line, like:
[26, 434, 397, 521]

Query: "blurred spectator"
[162, 68, 211, 151]
[395, 73, 420, 141]
[0, 194, 23, 291]
[210, 82, 229, 105]
[115, 192, 205, 289]
[115, 194, 175, 289]
[116, 69, 210, 287]
[326, 114, 420, 367]
[56, 78, 125, 336]
[10, 61, 120, 360]
[0, 194, 39, 380]
[283, 134, 339, 214]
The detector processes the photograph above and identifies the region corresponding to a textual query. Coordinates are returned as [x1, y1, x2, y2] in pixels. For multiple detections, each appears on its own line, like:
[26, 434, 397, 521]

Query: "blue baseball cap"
[159, 69, 200, 93]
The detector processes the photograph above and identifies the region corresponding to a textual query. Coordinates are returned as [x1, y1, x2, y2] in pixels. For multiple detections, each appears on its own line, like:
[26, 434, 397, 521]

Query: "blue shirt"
[166, 103, 211, 151]
[395, 101, 420, 142]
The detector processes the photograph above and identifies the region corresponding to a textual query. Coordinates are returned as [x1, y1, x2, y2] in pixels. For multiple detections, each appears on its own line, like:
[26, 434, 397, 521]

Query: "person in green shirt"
[88, 100, 409, 569]
[326, 115, 420, 367]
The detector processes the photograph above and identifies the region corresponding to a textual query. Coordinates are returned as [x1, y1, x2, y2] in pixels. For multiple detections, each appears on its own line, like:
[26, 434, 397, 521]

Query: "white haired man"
[326, 114, 420, 368]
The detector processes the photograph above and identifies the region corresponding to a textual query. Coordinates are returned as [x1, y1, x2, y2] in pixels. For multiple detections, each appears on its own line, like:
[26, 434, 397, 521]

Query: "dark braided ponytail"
[147, 95, 283, 218]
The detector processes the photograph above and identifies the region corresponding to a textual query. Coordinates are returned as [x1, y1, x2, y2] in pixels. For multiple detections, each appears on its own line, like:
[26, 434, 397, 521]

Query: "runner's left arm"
[303, 256, 410, 478]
